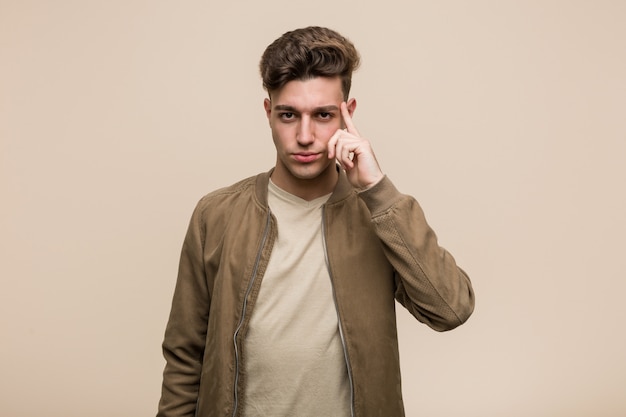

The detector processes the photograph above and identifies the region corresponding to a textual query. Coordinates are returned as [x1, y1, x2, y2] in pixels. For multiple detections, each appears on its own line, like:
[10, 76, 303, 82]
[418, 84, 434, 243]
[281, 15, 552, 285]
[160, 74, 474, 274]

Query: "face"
[264, 76, 356, 198]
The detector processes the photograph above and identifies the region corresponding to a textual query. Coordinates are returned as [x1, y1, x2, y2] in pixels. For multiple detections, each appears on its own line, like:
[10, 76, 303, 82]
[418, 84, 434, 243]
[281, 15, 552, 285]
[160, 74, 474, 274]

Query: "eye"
[318, 112, 333, 120]
[279, 112, 295, 121]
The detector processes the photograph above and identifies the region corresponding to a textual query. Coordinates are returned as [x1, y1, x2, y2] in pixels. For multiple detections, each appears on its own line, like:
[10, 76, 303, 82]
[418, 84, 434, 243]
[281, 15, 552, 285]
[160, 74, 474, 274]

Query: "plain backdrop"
[1, 1, 625, 416]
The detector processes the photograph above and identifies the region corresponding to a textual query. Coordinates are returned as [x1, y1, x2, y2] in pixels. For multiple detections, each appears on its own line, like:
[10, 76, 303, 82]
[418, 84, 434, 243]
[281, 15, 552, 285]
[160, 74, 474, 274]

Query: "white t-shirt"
[242, 180, 350, 417]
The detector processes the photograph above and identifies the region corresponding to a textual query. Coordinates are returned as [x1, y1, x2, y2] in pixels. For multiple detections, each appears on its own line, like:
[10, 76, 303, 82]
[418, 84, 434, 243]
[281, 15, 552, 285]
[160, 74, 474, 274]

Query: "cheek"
[318, 124, 339, 142]
[271, 125, 292, 147]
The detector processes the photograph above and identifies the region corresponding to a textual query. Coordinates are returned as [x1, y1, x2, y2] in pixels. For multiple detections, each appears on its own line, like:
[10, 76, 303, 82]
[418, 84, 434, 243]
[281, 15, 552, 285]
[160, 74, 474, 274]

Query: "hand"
[328, 102, 384, 189]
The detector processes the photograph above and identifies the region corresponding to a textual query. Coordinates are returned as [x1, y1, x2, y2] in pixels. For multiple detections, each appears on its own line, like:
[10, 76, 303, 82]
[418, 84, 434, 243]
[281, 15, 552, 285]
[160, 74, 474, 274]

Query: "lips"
[293, 152, 321, 163]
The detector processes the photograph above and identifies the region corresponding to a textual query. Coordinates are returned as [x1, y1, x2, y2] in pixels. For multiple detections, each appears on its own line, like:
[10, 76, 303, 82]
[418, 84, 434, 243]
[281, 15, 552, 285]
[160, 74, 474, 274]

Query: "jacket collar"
[254, 165, 354, 208]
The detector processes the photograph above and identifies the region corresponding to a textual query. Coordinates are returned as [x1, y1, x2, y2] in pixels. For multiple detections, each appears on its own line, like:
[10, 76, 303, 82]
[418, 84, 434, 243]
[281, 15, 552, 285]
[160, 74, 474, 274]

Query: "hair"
[260, 26, 361, 99]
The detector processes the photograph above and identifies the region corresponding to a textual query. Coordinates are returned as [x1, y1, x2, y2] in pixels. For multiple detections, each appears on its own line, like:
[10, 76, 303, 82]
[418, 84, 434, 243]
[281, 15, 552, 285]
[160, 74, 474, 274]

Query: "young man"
[157, 26, 474, 417]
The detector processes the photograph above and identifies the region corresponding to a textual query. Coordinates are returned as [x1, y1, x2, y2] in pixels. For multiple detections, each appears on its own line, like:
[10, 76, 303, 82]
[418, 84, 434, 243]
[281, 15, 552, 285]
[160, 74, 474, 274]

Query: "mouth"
[292, 152, 322, 163]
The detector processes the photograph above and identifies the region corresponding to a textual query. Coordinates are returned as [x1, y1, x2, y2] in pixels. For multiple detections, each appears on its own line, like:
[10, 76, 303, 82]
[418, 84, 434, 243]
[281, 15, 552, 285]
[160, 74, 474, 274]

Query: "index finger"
[341, 102, 360, 136]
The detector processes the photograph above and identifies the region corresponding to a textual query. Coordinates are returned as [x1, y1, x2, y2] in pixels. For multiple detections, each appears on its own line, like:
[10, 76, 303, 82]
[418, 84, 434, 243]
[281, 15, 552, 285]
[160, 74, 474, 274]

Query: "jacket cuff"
[357, 175, 403, 216]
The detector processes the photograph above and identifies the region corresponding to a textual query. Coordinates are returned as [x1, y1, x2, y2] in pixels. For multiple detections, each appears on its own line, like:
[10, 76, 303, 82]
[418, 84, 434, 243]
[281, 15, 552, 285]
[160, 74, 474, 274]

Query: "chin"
[295, 161, 334, 178]
[290, 169, 324, 181]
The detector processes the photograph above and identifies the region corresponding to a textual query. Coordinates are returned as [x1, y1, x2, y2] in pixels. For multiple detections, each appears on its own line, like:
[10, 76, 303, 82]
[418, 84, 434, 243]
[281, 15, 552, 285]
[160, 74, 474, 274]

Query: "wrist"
[358, 174, 385, 192]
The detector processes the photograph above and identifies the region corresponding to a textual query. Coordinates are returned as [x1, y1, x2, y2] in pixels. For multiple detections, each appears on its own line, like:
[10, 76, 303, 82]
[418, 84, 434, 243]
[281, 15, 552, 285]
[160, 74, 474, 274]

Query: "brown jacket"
[157, 169, 475, 417]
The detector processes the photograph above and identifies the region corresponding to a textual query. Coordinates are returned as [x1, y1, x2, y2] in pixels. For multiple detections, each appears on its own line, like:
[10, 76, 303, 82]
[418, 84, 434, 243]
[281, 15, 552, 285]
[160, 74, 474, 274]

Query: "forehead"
[270, 77, 344, 110]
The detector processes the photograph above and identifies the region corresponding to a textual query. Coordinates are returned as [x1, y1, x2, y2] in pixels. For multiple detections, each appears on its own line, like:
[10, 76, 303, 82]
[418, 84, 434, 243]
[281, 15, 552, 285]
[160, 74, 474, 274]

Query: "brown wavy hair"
[260, 26, 361, 99]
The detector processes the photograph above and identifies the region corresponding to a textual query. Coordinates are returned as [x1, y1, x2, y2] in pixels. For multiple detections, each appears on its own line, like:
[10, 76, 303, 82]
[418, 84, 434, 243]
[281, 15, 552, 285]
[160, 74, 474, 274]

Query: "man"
[157, 26, 474, 417]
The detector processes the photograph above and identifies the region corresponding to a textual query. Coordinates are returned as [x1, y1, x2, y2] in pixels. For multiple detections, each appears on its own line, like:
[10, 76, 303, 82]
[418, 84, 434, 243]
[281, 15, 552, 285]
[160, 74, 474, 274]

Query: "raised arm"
[329, 101, 474, 330]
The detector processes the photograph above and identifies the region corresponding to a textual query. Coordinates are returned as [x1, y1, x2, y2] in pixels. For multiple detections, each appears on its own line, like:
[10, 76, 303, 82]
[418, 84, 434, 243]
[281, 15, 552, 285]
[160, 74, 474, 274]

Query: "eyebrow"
[273, 104, 339, 113]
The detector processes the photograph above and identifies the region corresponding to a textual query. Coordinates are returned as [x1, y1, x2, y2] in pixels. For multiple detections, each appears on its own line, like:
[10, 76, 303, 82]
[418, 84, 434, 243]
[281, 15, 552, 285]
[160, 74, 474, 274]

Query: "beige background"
[1, 1, 625, 416]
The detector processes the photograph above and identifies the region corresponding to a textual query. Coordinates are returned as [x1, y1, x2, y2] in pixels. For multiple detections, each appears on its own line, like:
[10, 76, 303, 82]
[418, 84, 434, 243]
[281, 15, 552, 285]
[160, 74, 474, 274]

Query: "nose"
[297, 116, 314, 146]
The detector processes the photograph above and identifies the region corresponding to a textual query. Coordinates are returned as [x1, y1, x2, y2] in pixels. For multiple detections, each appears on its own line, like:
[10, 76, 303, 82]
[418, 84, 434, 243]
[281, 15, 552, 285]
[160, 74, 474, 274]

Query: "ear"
[346, 97, 357, 116]
[263, 98, 272, 121]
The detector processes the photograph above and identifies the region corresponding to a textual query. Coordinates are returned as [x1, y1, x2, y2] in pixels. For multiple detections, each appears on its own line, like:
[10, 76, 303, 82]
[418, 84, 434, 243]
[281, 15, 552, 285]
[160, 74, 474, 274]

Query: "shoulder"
[193, 172, 267, 218]
[201, 175, 257, 201]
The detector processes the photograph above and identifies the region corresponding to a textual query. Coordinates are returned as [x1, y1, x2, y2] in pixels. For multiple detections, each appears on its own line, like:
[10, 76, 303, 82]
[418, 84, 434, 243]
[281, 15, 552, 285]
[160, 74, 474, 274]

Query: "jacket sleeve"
[358, 176, 475, 331]
[157, 202, 210, 416]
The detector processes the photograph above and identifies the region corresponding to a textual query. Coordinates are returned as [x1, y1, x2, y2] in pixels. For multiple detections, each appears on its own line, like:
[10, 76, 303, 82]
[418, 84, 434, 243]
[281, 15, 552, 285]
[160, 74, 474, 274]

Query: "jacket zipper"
[231, 209, 272, 417]
[321, 206, 356, 417]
